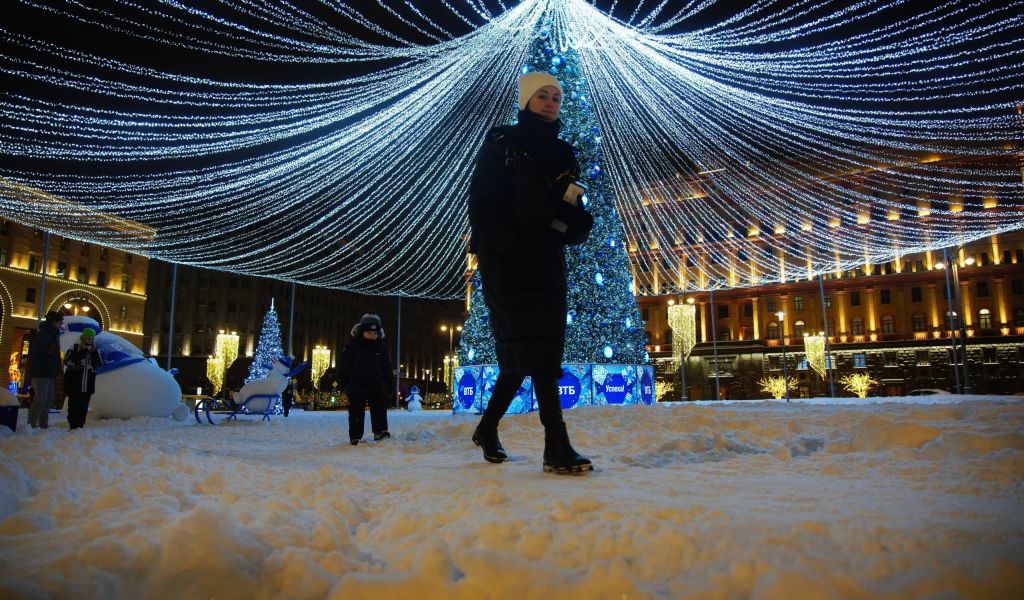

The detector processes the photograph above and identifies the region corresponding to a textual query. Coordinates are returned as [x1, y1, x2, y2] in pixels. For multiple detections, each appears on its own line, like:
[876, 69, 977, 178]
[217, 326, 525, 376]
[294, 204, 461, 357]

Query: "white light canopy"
[1, 0, 1021, 298]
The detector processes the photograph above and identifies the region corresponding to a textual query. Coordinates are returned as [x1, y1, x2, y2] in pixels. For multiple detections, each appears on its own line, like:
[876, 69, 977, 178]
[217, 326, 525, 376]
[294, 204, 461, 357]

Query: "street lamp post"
[950, 251, 973, 393]
[777, 311, 790, 403]
[440, 323, 463, 353]
[936, 250, 961, 393]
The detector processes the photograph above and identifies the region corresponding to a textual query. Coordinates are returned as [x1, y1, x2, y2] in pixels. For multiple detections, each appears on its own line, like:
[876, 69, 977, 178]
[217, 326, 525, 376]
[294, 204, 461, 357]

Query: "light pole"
[935, 252, 961, 393]
[951, 251, 973, 393]
[440, 323, 463, 353]
[777, 311, 790, 403]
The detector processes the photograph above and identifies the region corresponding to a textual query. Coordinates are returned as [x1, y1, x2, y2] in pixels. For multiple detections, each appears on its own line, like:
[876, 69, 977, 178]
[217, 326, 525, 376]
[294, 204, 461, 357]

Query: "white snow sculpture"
[407, 386, 423, 411]
[234, 355, 299, 414]
[60, 316, 188, 421]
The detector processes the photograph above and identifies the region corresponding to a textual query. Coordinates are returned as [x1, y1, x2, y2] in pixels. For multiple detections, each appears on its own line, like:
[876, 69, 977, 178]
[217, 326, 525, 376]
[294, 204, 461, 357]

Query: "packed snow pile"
[1, 396, 1022, 599]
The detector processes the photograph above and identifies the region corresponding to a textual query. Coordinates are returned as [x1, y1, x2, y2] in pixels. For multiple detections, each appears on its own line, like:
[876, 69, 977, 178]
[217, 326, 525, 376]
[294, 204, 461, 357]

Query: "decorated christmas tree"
[246, 299, 284, 384]
[459, 18, 648, 367]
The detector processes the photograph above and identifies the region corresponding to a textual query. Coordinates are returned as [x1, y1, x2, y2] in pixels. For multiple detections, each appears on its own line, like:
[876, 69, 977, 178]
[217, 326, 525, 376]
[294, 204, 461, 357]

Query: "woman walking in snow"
[467, 71, 594, 474]
[337, 314, 394, 445]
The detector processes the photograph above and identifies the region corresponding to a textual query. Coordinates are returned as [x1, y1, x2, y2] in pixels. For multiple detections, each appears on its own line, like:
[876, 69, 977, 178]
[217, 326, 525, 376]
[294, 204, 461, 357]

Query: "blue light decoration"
[453, 363, 655, 414]
[603, 345, 614, 359]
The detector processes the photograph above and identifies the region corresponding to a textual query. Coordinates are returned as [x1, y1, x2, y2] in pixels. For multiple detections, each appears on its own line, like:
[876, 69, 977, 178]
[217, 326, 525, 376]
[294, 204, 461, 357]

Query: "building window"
[767, 322, 779, 339]
[946, 311, 960, 330]
[768, 356, 780, 371]
[664, 330, 672, 345]
[794, 320, 805, 337]
[880, 289, 891, 304]
[881, 315, 895, 334]
[96, 271, 107, 287]
[912, 313, 926, 332]
[854, 352, 867, 368]
[59, 238, 69, 250]
[978, 308, 992, 329]
[26, 288, 36, 303]
[1017, 249, 1024, 263]
[916, 350, 930, 366]
[0, 247, 7, 266]
[718, 305, 728, 319]
[1015, 307, 1024, 327]
[977, 282, 989, 298]
[642, 308, 649, 320]
[1012, 279, 1023, 295]
[99, 247, 108, 262]
[119, 305, 128, 320]
[980, 252, 991, 266]
[81, 243, 90, 257]
[766, 298, 777, 312]
[33, 229, 43, 239]
[793, 296, 804, 310]
[884, 351, 899, 367]
[850, 291, 861, 306]
[121, 275, 131, 292]
[76, 266, 87, 282]
[797, 357, 808, 370]
[228, 301, 237, 313]
[56, 261, 67, 277]
[0, 220, 9, 235]
[125, 253, 132, 264]
[851, 318, 865, 335]
[208, 302, 217, 313]
[824, 295, 831, 308]
[911, 287, 922, 302]
[744, 302, 753, 317]
[983, 347, 998, 364]
[28, 254, 41, 273]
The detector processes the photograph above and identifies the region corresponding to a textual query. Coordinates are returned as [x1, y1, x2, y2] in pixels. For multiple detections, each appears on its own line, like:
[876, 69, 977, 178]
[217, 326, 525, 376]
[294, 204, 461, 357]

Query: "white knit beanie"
[518, 72, 562, 110]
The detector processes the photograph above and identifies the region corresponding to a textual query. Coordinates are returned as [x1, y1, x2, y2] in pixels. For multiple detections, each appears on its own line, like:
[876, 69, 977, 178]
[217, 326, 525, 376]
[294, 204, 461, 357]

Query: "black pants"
[480, 370, 563, 430]
[347, 386, 388, 441]
[282, 396, 292, 417]
[67, 392, 92, 429]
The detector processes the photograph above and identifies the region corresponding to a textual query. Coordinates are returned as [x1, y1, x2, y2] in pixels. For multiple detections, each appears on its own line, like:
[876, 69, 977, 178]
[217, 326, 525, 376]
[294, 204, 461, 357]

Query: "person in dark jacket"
[467, 71, 595, 475]
[27, 310, 64, 429]
[63, 327, 102, 429]
[337, 314, 395, 445]
[281, 377, 296, 417]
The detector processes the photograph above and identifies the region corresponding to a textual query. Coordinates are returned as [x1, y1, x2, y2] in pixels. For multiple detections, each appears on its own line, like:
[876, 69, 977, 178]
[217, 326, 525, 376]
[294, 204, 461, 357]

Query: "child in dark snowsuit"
[63, 327, 102, 429]
[337, 314, 395, 445]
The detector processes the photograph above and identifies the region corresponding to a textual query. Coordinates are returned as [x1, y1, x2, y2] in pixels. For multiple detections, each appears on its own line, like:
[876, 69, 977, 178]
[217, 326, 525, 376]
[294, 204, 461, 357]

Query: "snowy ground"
[1, 396, 1023, 599]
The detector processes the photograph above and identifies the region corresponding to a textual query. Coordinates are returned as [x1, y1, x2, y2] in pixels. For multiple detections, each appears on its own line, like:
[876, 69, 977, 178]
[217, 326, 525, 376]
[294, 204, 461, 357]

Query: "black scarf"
[512, 109, 569, 176]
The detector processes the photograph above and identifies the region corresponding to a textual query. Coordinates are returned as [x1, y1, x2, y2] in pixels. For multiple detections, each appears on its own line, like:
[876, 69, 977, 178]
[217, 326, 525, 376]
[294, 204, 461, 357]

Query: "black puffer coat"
[28, 321, 62, 378]
[468, 109, 594, 378]
[63, 342, 102, 395]
[337, 336, 395, 394]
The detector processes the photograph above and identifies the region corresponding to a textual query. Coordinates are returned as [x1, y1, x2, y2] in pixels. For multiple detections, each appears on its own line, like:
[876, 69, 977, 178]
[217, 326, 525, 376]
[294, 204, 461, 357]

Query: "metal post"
[780, 317, 790, 403]
[37, 232, 51, 320]
[941, 248, 961, 393]
[950, 252, 971, 393]
[166, 263, 178, 371]
[817, 274, 836, 398]
[679, 354, 688, 401]
[288, 282, 296, 358]
[709, 288, 721, 400]
[395, 293, 402, 408]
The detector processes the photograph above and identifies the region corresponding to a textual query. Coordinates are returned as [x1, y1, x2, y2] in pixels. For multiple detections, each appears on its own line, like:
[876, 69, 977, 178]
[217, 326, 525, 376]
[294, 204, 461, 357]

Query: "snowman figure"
[60, 316, 188, 421]
[406, 385, 423, 411]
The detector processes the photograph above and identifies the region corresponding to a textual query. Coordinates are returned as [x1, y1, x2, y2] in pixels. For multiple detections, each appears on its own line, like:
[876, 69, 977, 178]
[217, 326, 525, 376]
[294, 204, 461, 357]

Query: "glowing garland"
[0, 0, 1020, 298]
[668, 303, 697, 369]
[804, 334, 827, 378]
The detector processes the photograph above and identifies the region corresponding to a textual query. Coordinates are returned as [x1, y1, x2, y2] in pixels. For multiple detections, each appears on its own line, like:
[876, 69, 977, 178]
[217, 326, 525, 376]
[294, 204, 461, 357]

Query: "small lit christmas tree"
[247, 299, 284, 384]
[459, 16, 648, 366]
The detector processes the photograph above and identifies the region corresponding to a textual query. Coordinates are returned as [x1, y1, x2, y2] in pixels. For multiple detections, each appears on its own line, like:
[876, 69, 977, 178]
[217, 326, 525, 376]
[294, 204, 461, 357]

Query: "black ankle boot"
[472, 422, 508, 463]
[543, 422, 593, 475]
